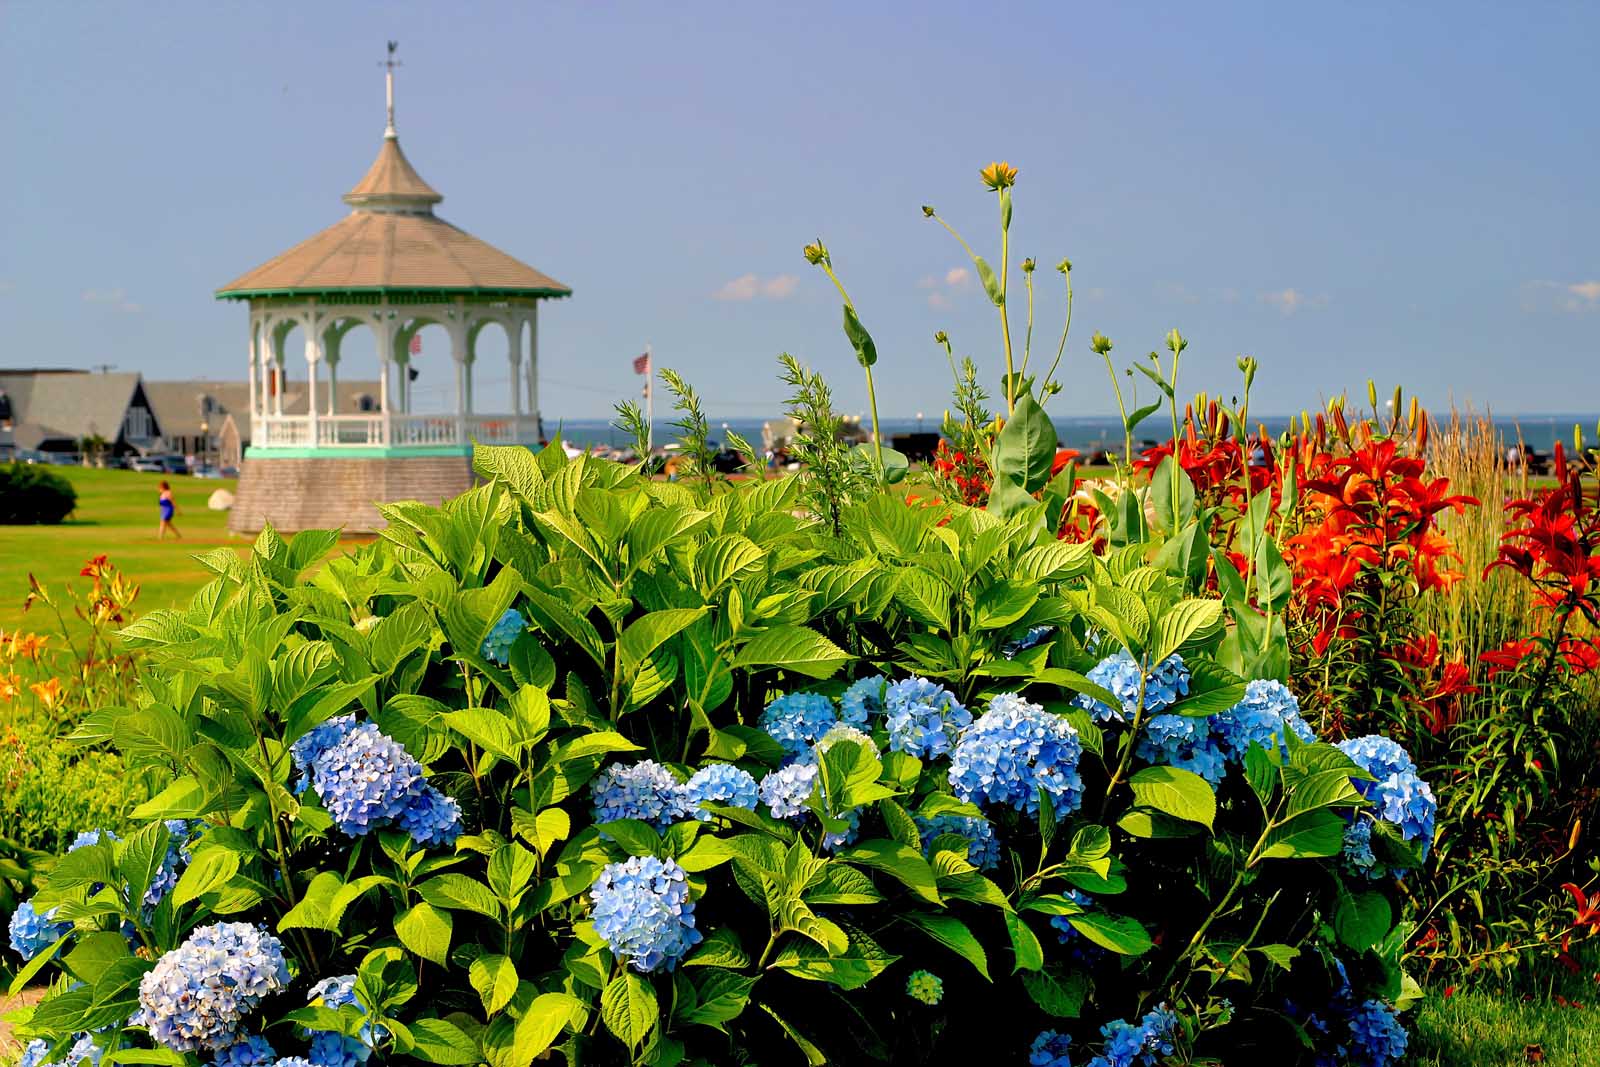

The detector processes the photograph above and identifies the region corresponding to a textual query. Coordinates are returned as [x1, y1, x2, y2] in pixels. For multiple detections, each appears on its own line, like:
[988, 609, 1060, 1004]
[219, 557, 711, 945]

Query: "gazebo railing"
[253, 413, 535, 450]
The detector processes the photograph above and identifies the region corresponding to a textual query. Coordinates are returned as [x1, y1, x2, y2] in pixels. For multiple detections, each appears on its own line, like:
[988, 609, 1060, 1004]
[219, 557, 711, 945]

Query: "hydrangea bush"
[1, 435, 1434, 1066]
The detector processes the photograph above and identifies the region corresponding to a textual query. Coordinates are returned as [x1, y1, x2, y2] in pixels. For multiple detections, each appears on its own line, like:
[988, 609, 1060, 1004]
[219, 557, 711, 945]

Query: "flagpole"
[645, 342, 654, 457]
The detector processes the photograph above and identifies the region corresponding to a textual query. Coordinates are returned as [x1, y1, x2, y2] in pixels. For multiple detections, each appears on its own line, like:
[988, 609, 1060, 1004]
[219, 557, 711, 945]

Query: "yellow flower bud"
[1021, 258, 1036, 273]
[802, 240, 828, 266]
[1056, 257, 1072, 274]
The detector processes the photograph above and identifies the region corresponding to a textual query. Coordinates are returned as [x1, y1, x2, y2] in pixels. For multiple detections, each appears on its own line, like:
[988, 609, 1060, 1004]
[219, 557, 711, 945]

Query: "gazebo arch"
[214, 47, 570, 533]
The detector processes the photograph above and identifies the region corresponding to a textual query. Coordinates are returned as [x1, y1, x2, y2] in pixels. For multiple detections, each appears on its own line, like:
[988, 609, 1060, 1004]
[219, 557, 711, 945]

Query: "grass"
[0, 467, 365, 636]
[1410, 988, 1600, 1066]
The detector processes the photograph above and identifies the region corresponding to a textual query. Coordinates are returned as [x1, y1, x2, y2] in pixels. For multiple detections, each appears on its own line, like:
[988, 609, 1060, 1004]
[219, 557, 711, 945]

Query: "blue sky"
[2, 2, 1596, 419]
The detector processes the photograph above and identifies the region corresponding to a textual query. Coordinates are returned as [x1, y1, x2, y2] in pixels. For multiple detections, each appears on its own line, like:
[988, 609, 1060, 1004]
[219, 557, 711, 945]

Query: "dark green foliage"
[0, 463, 77, 524]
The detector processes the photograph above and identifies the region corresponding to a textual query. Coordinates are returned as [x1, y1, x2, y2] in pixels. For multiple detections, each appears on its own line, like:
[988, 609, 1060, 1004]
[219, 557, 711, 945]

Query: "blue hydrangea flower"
[819, 808, 861, 853]
[1136, 713, 1227, 785]
[915, 813, 1001, 871]
[64, 1034, 108, 1067]
[1338, 736, 1417, 782]
[289, 715, 357, 785]
[303, 974, 383, 1066]
[1030, 1030, 1074, 1067]
[1338, 736, 1437, 858]
[8, 899, 71, 961]
[905, 969, 943, 1005]
[1003, 625, 1056, 659]
[1342, 819, 1380, 879]
[758, 761, 818, 820]
[1346, 1000, 1408, 1067]
[135, 923, 290, 1052]
[884, 677, 971, 759]
[683, 764, 760, 821]
[68, 828, 117, 851]
[947, 693, 1084, 815]
[271, 1059, 318, 1067]
[211, 1035, 276, 1067]
[590, 760, 690, 830]
[144, 820, 195, 908]
[18, 1039, 51, 1067]
[397, 787, 463, 847]
[760, 692, 841, 759]
[1211, 679, 1316, 760]
[840, 676, 886, 727]
[311, 723, 425, 837]
[1074, 651, 1191, 723]
[480, 608, 526, 666]
[1047, 889, 1096, 944]
[1088, 1005, 1178, 1067]
[589, 856, 702, 972]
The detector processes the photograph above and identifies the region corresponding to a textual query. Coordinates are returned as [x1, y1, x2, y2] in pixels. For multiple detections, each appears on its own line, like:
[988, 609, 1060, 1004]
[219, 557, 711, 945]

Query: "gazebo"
[217, 50, 569, 533]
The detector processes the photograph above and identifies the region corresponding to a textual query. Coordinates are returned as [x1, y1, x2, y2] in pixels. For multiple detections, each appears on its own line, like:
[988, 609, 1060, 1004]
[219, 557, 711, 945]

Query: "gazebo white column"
[508, 317, 523, 441]
[374, 313, 394, 446]
[247, 321, 259, 425]
[449, 311, 469, 445]
[527, 304, 540, 437]
[304, 313, 321, 446]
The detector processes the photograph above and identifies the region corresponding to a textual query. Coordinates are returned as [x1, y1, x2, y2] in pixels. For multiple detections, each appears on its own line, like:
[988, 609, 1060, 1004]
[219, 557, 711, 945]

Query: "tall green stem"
[998, 215, 1015, 415]
[1040, 272, 1074, 405]
[822, 265, 884, 478]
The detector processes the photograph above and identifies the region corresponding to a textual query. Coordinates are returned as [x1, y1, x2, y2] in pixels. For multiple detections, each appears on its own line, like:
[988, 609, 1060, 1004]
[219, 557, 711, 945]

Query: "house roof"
[217, 132, 570, 300]
[143, 379, 383, 437]
[0, 371, 151, 449]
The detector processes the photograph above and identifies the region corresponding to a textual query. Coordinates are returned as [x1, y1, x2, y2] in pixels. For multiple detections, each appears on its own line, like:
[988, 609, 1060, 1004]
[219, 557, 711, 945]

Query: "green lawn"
[0, 467, 338, 635]
[1410, 988, 1600, 1066]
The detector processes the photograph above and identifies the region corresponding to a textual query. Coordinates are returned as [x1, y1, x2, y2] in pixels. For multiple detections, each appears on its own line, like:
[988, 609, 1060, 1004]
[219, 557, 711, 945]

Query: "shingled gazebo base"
[227, 453, 476, 535]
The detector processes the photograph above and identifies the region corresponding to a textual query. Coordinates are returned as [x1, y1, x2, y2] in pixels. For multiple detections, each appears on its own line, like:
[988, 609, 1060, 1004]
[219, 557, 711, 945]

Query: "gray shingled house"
[0, 369, 160, 459]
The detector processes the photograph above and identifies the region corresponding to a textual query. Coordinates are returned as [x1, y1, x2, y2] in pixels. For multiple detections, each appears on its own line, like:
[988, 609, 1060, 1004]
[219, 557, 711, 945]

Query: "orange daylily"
[29, 677, 63, 710]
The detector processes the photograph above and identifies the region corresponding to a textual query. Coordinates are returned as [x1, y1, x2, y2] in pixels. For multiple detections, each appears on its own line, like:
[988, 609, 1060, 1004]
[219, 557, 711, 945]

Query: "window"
[123, 405, 154, 441]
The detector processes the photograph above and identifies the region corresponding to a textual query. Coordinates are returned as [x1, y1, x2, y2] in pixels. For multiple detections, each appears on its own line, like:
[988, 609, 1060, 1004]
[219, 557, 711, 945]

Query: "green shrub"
[1, 715, 146, 855]
[0, 463, 77, 525]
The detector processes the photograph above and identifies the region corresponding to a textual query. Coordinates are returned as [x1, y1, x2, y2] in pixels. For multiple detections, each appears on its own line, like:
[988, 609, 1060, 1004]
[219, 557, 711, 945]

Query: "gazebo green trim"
[215, 286, 571, 302]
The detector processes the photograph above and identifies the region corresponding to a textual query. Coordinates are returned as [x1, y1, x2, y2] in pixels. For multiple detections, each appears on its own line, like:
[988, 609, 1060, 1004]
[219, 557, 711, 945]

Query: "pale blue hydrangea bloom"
[480, 608, 526, 665]
[210, 1034, 276, 1067]
[819, 808, 861, 853]
[65, 1034, 109, 1067]
[135, 923, 290, 1052]
[590, 760, 690, 830]
[1211, 679, 1316, 760]
[1342, 819, 1380, 879]
[311, 723, 426, 838]
[1029, 1030, 1074, 1067]
[1087, 1005, 1178, 1067]
[905, 969, 943, 1005]
[1047, 889, 1097, 944]
[589, 856, 702, 972]
[271, 1059, 318, 1067]
[397, 788, 463, 847]
[8, 899, 70, 961]
[884, 677, 971, 759]
[1074, 651, 1190, 723]
[814, 723, 876, 756]
[1002, 625, 1056, 659]
[304, 975, 383, 1066]
[144, 820, 194, 908]
[68, 829, 117, 851]
[839, 676, 887, 727]
[759, 692, 841, 760]
[1337, 735, 1416, 781]
[18, 1039, 51, 1067]
[289, 715, 357, 786]
[682, 764, 759, 821]
[1338, 736, 1436, 858]
[758, 761, 818, 819]
[947, 693, 1084, 815]
[1136, 713, 1227, 785]
[915, 813, 1001, 871]
[1346, 1000, 1408, 1067]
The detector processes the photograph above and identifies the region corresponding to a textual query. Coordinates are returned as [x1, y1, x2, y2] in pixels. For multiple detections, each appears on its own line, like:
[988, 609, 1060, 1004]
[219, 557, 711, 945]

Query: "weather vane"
[381, 41, 401, 136]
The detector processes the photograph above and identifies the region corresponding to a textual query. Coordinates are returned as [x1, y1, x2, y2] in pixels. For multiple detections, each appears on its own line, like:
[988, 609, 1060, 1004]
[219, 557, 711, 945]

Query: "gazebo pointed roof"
[343, 133, 443, 209]
[217, 86, 569, 301]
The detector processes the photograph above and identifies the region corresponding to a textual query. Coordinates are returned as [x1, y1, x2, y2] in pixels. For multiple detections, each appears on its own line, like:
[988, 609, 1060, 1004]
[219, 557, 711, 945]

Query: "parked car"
[129, 456, 166, 473]
[160, 455, 189, 474]
[192, 465, 224, 479]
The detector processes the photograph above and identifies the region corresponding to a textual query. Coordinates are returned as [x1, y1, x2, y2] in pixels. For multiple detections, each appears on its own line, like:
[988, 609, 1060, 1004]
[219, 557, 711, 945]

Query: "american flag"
[410, 333, 423, 356]
[632, 351, 650, 375]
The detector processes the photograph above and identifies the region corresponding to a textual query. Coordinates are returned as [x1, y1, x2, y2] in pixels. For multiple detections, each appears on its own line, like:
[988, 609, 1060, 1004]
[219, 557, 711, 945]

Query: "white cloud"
[713, 273, 799, 301]
[1520, 280, 1600, 313]
[920, 266, 972, 308]
[945, 267, 970, 288]
[82, 287, 141, 313]
[1260, 288, 1327, 315]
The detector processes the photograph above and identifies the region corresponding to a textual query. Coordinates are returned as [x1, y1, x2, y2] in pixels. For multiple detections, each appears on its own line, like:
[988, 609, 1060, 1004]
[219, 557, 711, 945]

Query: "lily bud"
[1236, 355, 1257, 391]
[802, 240, 829, 266]
[1416, 415, 1429, 453]
[1575, 423, 1585, 457]
[1367, 380, 1378, 409]
[1332, 403, 1349, 439]
[1021, 257, 1036, 273]
[1090, 331, 1113, 355]
[1408, 396, 1420, 432]
[1569, 819, 1582, 853]
[979, 161, 1018, 190]
[1166, 328, 1188, 355]
[1056, 257, 1072, 274]
[1555, 440, 1568, 482]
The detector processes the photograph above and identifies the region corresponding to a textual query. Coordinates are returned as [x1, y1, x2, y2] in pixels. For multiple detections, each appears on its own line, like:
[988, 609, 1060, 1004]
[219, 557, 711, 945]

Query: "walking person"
[157, 480, 181, 540]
